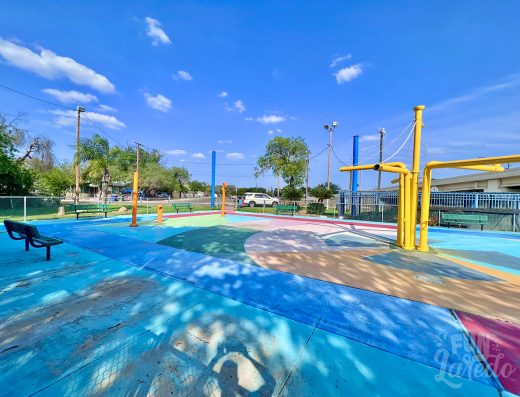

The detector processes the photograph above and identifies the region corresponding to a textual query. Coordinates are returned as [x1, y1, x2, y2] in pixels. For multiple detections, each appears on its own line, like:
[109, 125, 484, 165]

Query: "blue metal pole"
[352, 135, 359, 217]
[211, 150, 216, 208]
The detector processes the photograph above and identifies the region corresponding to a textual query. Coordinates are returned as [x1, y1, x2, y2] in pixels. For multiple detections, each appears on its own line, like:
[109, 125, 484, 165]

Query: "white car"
[241, 192, 278, 207]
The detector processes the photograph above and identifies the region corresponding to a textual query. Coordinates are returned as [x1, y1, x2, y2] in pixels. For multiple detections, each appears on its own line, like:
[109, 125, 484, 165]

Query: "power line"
[382, 121, 416, 162]
[0, 82, 75, 110]
[310, 145, 329, 160]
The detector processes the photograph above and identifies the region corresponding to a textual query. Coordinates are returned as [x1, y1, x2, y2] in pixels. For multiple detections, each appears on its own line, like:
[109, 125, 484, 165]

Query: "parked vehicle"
[241, 192, 278, 207]
[155, 192, 169, 199]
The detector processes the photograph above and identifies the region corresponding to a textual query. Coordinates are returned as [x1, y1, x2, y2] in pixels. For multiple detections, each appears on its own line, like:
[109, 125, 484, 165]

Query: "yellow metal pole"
[221, 182, 227, 217]
[130, 171, 139, 227]
[157, 205, 163, 223]
[339, 164, 376, 172]
[410, 105, 425, 246]
[396, 174, 404, 247]
[418, 154, 520, 251]
[373, 163, 413, 250]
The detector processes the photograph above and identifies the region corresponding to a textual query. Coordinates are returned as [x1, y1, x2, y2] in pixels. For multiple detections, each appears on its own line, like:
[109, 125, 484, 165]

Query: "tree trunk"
[100, 168, 111, 204]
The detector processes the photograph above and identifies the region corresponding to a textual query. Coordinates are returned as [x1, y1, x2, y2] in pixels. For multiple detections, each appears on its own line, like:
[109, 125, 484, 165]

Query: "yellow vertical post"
[418, 168, 432, 251]
[410, 105, 425, 246]
[221, 182, 227, 217]
[396, 174, 404, 247]
[157, 205, 163, 223]
[130, 171, 139, 227]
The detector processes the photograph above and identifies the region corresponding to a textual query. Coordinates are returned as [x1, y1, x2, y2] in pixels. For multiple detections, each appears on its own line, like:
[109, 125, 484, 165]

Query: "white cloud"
[244, 116, 253, 121]
[42, 88, 98, 104]
[267, 130, 274, 135]
[144, 17, 171, 46]
[218, 139, 233, 144]
[429, 74, 520, 112]
[226, 152, 245, 160]
[145, 93, 172, 112]
[173, 70, 192, 81]
[96, 104, 117, 113]
[234, 100, 246, 113]
[330, 54, 352, 68]
[335, 64, 363, 84]
[0, 37, 115, 93]
[276, 128, 282, 132]
[192, 152, 206, 159]
[256, 114, 286, 124]
[166, 149, 187, 156]
[50, 109, 125, 130]
[218, 91, 228, 98]
[360, 134, 379, 142]
[267, 128, 282, 135]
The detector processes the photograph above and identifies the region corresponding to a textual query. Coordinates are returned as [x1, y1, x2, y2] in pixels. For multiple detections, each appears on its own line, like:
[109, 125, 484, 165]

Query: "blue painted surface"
[32, 222, 495, 386]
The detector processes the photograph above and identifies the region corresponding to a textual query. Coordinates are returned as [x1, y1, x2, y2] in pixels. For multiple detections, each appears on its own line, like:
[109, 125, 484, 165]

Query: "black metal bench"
[172, 203, 192, 213]
[64, 204, 112, 219]
[4, 220, 63, 260]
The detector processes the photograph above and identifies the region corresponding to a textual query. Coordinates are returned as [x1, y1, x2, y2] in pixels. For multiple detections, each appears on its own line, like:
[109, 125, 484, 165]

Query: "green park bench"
[4, 220, 63, 260]
[441, 213, 489, 231]
[64, 204, 112, 219]
[276, 205, 299, 215]
[172, 203, 192, 213]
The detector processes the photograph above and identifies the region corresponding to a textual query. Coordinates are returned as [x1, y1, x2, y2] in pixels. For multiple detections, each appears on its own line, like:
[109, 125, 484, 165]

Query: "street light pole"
[324, 121, 339, 190]
[75, 106, 85, 204]
[377, 128, 386, 191]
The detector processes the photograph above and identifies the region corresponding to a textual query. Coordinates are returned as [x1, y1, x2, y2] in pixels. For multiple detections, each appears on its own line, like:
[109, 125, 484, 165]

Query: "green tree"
[0, 115, 35, 195]
[309, 183, 341, 202]
[190, 180, 209, 194]
[80, 134, 112, 202]
[38, 162, 75, 196]
[256, 136, 309, 190]
[281, 185, 304, 201]
[139, 163, 190, 197]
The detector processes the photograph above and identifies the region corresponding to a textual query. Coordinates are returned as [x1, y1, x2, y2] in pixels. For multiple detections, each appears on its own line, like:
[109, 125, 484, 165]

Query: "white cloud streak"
[166, 149, 187, 156]
[330, 54, 352, 68]
[226, 152, 245, 160]
[96, 104, 117, 113]
[218, 91, 228, 98]
[145, 93, 172, 112]
[0, 37, 115, 93]
[173, 70, 192, 81]
[335, 64, 363, 84]
[192, 152, 206, 159]
[145, 17, 171, 46]
[42, 88, 98, 104]
[50, 109, 125, 130]
[256, 114, 286, 124]
[234, 100, 245, 113]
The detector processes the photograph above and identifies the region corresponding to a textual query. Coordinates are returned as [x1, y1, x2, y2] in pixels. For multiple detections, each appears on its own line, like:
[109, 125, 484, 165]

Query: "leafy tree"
[189, 180, 209, 194]
[256, 136, 308, 190]
[80, 134, 112, 202]
[309, 183, 341, 202]
[38, 162, 75, 196]
[281, 185, 304, 201]
[139, 163, 190, 197]
[0, 115, 35, 195]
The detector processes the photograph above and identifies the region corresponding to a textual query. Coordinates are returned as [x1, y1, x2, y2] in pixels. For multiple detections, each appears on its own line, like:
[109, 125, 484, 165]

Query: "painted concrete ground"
[0, 211, 518, 396]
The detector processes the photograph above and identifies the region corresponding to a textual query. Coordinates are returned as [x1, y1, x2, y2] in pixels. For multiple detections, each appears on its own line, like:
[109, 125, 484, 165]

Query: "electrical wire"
[0, 82, 75, 110]
[309, 145, 329, 160]
[382, 121, 416, 162]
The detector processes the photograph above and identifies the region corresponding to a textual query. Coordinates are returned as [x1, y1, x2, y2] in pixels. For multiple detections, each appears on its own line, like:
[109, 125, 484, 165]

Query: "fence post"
[24, 196, 27, 221]
[474, 193, 479, 209]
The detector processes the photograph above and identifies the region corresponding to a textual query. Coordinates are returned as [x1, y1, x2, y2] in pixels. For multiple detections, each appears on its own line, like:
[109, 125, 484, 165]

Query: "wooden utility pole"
[74, 106, 85, 204]
[377, 128, 386, 191]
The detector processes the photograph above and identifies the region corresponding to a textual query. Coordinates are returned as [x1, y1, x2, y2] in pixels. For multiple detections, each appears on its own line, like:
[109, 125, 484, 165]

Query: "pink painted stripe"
[231, 212, 398, 230]
[163, 210, 397, 230]
[456, 311, 520, 394]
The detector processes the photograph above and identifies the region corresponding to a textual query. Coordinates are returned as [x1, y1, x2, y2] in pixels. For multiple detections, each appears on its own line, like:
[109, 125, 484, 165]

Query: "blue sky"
[1, 0, 519, 189]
